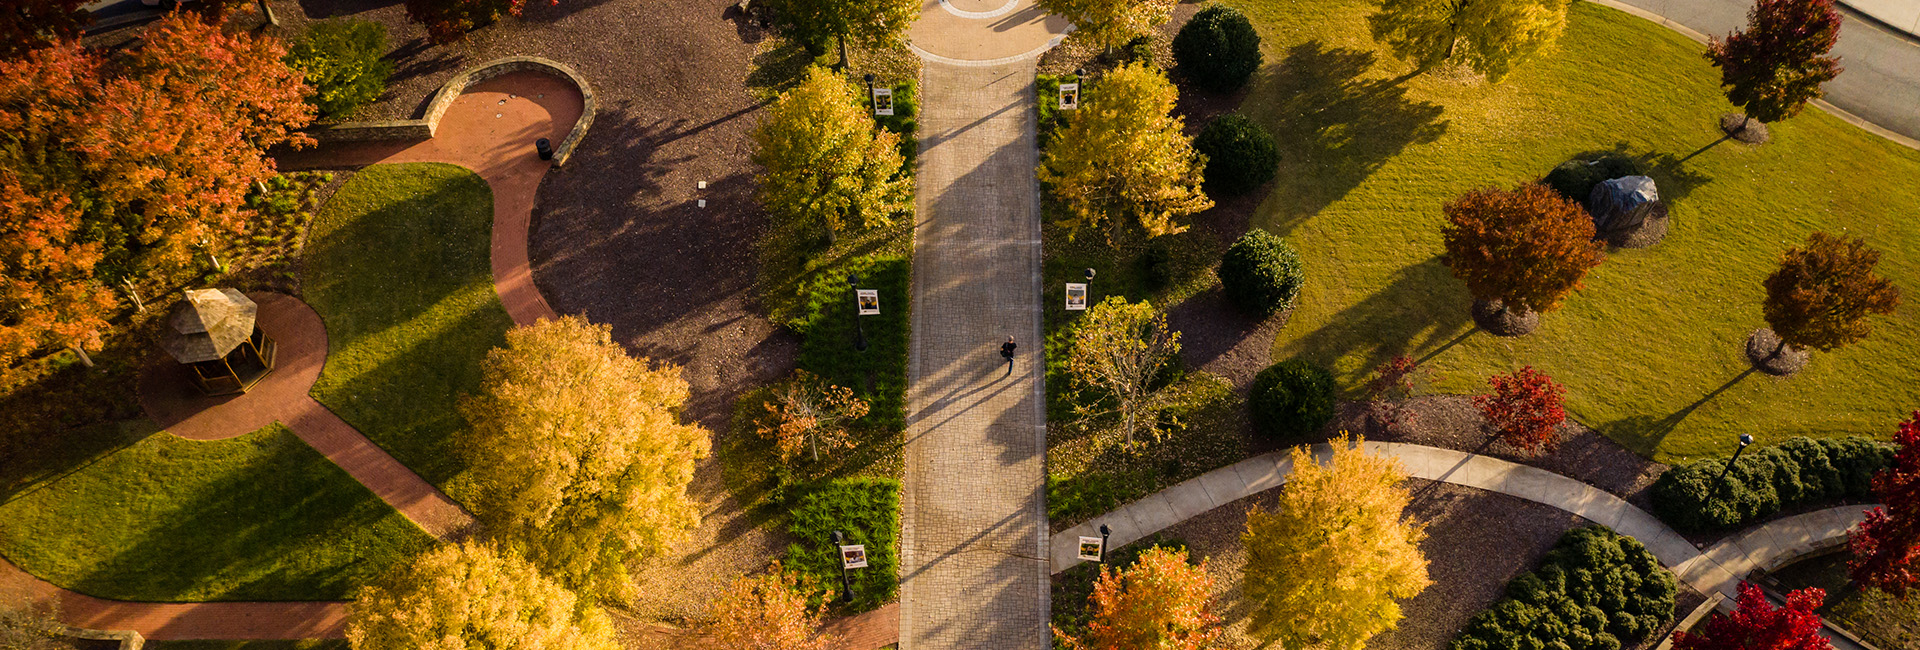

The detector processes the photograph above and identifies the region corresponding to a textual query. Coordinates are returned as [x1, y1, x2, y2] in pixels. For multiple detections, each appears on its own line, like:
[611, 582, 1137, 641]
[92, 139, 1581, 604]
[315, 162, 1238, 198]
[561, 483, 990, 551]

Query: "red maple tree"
[1440, 183, 1605, 318]
[1672, 582, 1831, 650]
[0, 0, 88, 61]
[1849, 411, 1920, 597]
[1054, 546, 1222, 650]
[1473, 366, 1567, 452]
[1706, 0, 1843, 126]
[0, 13, 313, 364]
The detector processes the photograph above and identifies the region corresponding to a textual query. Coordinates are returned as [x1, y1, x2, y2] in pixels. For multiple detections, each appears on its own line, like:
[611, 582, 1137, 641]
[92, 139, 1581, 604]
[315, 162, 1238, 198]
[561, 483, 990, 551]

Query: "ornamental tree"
[1671, 582, 1830, 650]
[0, 14, 313, 365]
[765, 0, 918, 68]
[1474, 366, 1566, 452]
[706, 562, 835, 650]
[757, 369, 870, 463]
[1067, 296, 1181, 445]
[1761, 232, 1901, 357]
[347, 541, 619, 650]
[752, 66, 912, 244]
[0, 0, 86, 61]
[287, 20, 395, 118]
[1849, 411, 1920, 597]
[1040, 63, 1212, 245]
[1705, 0, 1843, 126]
[1440, 183, 1605, 318]
[406, 0, 551, 44]
[1055, 546, 1222, 650]
[458, 315, 711, 603]
[1368, 0, 1569, 81]
[1243, 434, 1431, 650]
[1036, 0, 1177, 51]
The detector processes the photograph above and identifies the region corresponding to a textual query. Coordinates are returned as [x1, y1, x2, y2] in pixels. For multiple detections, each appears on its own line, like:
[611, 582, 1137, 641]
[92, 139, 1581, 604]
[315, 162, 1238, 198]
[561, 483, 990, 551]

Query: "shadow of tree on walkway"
[1252, 42, 1450, 236]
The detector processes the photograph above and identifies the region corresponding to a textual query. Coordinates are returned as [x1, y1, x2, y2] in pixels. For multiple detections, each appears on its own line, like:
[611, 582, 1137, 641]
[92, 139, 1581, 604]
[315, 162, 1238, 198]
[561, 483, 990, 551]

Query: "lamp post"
[848, 274, 868, 352]
[1713, 433, 1755, 490]
[832, 530, 856, 604]
[864, 73, 876, 112]
[1098, 523, 1111, 563]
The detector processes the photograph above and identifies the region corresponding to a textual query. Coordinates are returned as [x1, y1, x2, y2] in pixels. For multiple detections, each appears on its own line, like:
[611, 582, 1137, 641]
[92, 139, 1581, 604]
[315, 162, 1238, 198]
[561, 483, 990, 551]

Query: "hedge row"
[1651, 436, 1893, 532]
[1451, 526, 1677, 650]
[784, 477, 900, 613]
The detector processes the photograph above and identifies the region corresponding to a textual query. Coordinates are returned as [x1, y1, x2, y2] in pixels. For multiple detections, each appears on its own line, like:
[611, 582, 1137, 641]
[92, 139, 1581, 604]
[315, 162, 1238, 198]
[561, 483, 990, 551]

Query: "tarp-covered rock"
[1586, 175, 1662, 235]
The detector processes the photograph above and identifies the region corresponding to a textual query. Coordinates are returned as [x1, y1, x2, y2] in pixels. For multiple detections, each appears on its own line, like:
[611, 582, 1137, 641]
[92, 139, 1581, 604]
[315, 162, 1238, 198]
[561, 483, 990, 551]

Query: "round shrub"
[1249, 359, 1335, 440]
[287, 19, 394, 119]
[1194, 114, 1278, 196]
[1542, 153, 1642, 203]
[1218, 228, 1302, 316]
[1172, 5, 1262, 93]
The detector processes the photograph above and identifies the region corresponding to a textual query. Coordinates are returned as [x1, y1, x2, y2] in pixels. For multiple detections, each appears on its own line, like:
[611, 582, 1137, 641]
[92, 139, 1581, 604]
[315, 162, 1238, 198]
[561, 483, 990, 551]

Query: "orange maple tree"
[1055, 546, 1222, 650]
[0, 13, 312, 364]
[1440, 183, 1605, 316]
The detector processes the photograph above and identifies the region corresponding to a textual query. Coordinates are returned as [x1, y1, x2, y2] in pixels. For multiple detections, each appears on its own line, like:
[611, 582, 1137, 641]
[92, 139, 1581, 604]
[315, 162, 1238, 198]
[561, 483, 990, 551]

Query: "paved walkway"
[1051, 441, 1873, 603]
[1591, 0, 1920, 148]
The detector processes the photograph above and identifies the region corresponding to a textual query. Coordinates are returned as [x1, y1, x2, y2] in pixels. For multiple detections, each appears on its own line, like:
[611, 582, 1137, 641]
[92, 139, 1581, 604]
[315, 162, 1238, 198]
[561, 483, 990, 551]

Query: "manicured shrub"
[1542, 153, 1641, 203]
[286, 20, 394, 119]
[1651, 436, 1895, 532]
[1194, 114, 1278, 196]
[785, 477, 899, 612]
[1450, 526, 1677, 650]
[1249, 359, 1335, 440]
[793, 256, 910, 431]
[1218, 229, 1303, 316]
[1172, 4, 1262, 93]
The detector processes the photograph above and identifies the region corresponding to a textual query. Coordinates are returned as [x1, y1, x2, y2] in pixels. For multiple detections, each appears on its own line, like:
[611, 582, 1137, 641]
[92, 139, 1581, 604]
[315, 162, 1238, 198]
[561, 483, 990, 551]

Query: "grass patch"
[1770, 551, 1920, 650]
[783, 477, 900, 614]
[304, 163, 511, 503]
[0, 422, 434, 601]
[1230, 0, 1920, 461]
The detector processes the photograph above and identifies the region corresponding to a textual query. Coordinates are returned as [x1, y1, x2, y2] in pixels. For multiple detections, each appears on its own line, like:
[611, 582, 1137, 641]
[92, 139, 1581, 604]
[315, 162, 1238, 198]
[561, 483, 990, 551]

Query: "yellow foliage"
[456, 315, 710, 604]
[751, 67, 912, 240]
[706, 561, 835, 650]
[1039, 63, 1212, 245]
[347, 541, 618, 650]
[1367, 0, 1569, 80]
[1036, 0, 1177, 50]
[1241, 434, 1431, 650]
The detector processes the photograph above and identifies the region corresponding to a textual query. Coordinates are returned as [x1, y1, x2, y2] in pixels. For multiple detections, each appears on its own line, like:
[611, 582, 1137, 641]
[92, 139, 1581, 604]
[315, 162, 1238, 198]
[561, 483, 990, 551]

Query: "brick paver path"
[898, 59, 1052, 650]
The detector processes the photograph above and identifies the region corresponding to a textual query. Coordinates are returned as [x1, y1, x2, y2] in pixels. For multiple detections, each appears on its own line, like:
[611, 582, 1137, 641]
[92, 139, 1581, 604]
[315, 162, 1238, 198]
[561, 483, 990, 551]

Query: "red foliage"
[0, 0, 88, 61]
[1705, 0, 1843, 124]
[1472, 366, 1566, 452]
[0, 14, 313, 364]
[1849, 411, 1920, 597]
[1440, 183, 1605, 315]
[405, 0, 554, 43]
[1672, 582, 1831, 650]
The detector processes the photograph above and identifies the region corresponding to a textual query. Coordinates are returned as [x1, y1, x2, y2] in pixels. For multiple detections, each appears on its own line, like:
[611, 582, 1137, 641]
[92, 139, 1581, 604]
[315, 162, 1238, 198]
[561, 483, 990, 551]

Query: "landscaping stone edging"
[54, 625, 144, 650]
[308, 56, 597, 167]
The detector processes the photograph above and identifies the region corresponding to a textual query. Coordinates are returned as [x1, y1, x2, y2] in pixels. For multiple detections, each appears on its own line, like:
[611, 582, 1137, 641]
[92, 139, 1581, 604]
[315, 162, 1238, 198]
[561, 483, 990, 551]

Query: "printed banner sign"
[1077, 536, 1103, 561]
[873, 87, 894, 116]
[856, 289, 880, 315]
[1058, 82, 1079, 110]
[840, 544, 869, 569]
[1065, 283, 1088, 311]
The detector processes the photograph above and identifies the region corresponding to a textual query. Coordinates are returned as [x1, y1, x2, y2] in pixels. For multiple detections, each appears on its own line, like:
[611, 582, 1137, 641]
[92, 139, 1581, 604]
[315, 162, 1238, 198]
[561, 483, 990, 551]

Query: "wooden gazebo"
[161, 289, 277, 396]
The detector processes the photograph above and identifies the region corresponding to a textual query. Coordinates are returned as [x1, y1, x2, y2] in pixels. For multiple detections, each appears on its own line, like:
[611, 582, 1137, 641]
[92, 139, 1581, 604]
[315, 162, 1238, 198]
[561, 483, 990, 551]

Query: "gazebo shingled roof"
[161, 289, 258, 364]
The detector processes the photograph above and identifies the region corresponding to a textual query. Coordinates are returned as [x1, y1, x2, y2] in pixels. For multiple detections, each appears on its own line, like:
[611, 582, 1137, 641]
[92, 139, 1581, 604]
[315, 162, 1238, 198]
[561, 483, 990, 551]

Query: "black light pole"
[848, 274, 868, 352]
[831, 530, 856, 604]
[1098, 523, 1111, 563]
[864, 73, 876, 112]
[1713, 433, 1755, 490]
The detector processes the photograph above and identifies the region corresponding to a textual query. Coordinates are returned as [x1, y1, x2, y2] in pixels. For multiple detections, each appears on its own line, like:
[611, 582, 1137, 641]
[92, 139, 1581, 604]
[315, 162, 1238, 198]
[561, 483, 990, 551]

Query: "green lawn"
[1234, 0, 1920, 462]
[0, 422, 434, 601]
[305, 163, 512, 503]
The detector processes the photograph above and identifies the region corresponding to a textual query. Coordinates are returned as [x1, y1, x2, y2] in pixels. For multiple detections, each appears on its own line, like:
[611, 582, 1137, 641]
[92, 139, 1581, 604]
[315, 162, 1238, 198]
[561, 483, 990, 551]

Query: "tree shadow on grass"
[1598, 367, 1757, 456]
[1253, 42, 1450, 236]
[1281, 255, 1473, 389]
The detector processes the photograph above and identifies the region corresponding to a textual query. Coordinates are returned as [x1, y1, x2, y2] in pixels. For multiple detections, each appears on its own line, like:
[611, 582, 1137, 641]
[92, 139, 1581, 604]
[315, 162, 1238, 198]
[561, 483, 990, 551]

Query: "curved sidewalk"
[1051, 441, 1872, 602]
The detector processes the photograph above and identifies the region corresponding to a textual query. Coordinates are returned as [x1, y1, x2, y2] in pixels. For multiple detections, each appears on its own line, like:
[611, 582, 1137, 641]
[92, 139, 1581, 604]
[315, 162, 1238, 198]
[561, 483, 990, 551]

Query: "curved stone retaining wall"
[308, 56, 597, 167]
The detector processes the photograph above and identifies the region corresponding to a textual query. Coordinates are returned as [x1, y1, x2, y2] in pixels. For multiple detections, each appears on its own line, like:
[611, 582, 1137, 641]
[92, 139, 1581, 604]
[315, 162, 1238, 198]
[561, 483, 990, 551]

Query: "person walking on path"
[1001, 336, 1017, 377]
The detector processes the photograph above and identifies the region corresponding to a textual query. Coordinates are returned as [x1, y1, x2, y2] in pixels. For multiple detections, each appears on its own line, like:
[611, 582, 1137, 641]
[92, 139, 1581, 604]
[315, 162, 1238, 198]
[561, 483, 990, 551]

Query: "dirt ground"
[274, 0, 794, 629]
[1158, 479, 1702, 650]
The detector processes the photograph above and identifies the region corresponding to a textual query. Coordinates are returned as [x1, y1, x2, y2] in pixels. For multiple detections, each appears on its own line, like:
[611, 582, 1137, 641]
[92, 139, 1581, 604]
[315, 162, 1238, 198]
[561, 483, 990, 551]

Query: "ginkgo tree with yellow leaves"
[752, 66, 913, 244]
[1367, 0, 1569, 80]
[1040, 63, 1212, 246]
[457, 315, 710, 604]
[347, 541, 619, 650]
[1035, 0, 1177, 51]
[1242, 434, 1432, 650]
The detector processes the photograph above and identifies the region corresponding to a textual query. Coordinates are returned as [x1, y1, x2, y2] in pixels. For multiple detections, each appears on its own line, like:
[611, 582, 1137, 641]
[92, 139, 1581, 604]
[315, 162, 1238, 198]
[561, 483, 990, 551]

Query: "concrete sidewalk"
[1845, 0, 1920, 37]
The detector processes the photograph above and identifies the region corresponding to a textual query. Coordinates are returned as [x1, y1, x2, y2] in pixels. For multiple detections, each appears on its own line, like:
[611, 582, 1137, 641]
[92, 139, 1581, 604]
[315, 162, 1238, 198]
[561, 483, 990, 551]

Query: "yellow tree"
[757, 369, 870, 463]
[1036, 0, 1177, 51]
[347, 541, 619, 650]
[1242, 434, 1431, 650]
[1067, 296, 1181, 445]
[1040, 63, 1212, 245]
[706, 562, 836, 650]
[457, 315, 711, 603]
[1367, 0, 1568, 80]
[751, 66, 912, 243]
[1054, 546, 1222, 650]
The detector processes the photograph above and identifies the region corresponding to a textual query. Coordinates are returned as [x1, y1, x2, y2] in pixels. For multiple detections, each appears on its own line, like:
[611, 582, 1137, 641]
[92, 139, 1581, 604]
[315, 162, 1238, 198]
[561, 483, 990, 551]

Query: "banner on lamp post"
[1065, 283, 1087, 311]
[857, 289, 880, 315]
[840, 544, 869, 569]
[872, 87, 894, 116]
[1077, 536, 1103, 561]
[1058, 82, 1079, 110]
